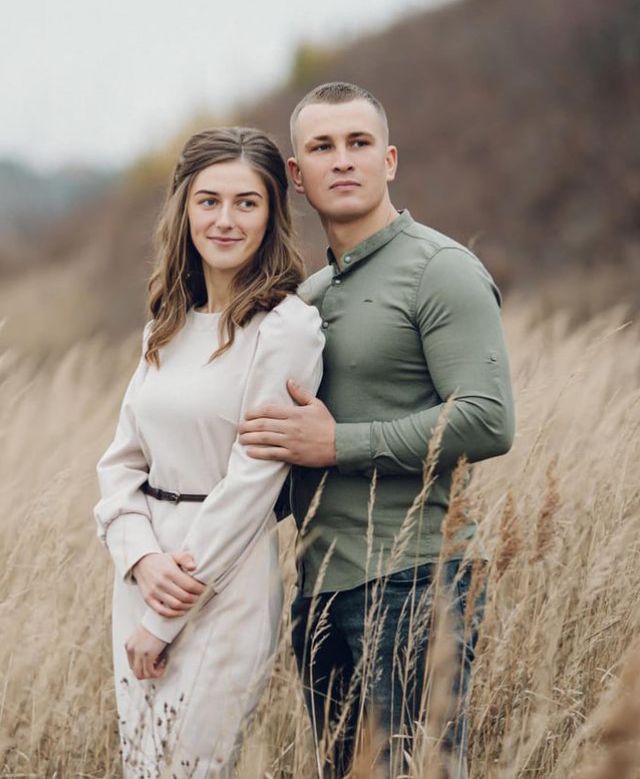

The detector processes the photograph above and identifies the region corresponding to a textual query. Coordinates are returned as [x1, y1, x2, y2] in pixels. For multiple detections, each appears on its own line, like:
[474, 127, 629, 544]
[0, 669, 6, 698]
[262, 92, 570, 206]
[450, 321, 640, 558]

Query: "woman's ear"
[287, 157, 305, 194]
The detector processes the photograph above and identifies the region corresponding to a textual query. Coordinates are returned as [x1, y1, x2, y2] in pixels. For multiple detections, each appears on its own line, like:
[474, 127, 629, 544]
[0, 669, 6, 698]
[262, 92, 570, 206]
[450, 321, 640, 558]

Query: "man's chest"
[307, 260, 429, 388]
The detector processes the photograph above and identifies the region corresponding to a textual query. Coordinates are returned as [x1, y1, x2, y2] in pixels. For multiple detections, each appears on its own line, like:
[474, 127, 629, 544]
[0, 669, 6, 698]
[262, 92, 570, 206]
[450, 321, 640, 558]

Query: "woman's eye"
[201, 198, 217, 207]
[239, 199, 257, 209]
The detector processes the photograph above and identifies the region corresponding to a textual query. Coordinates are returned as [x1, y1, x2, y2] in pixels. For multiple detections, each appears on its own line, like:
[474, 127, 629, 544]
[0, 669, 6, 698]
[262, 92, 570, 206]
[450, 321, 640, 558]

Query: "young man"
[238, 82, 515, 778]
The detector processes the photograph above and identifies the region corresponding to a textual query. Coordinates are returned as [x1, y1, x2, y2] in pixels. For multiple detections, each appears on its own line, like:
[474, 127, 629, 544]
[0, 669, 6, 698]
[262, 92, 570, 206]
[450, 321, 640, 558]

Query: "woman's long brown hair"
[144, 127, 306, 367]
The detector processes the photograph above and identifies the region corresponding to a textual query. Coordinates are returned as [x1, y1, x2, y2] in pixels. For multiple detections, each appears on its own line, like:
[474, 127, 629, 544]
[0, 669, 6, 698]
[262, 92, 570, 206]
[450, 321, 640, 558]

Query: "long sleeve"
[93, 321, 164, 582]
[334, 247, 515, 477]
[141, 299, 324, 643]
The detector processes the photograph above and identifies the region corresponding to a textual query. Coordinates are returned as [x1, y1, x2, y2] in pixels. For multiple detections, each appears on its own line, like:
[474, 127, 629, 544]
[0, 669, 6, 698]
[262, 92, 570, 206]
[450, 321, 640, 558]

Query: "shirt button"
[344, 256, 351, 264]
[490, 352, 497, 362]
[333, 278, 342, 285]
[322, 321, 329, 329]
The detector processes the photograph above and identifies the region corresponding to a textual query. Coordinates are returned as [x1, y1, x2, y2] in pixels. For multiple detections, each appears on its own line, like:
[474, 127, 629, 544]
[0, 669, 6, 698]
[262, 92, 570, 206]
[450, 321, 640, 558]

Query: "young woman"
[93, 127, 324, 778]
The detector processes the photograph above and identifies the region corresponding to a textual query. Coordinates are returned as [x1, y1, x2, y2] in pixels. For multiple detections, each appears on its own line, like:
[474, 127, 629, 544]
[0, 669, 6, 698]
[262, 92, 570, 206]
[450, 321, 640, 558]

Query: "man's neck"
[321, 197, 399, 265]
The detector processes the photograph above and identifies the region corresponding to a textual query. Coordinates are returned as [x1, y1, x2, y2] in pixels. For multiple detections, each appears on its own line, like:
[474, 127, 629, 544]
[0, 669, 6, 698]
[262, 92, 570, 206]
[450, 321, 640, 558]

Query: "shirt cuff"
[141, 608, 187, 644]
[105, 513, 163, 584]
[334, 421, 373, 475]
[140, 582, 217, 644]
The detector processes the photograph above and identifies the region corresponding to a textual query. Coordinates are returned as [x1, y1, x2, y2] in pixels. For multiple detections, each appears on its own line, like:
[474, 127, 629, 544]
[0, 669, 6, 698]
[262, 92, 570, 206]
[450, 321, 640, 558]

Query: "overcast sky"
[1, 0, 447, 173]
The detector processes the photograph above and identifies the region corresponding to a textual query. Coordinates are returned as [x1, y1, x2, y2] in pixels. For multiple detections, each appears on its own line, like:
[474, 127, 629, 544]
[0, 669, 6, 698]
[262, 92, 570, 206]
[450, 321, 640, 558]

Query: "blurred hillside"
[1, 0, 638, 355]
[0, 159, 118, 274]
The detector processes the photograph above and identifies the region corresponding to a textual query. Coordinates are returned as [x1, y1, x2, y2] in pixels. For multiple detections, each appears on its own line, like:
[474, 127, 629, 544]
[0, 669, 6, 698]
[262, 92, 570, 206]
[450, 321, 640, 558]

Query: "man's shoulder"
[296, 266, 334, 306]
[399, 216, 472, 259]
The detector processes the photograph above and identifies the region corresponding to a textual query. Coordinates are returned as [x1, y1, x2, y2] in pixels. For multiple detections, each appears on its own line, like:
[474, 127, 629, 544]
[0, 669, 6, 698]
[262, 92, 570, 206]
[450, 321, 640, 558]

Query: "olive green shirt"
[291, 209, 515, 597]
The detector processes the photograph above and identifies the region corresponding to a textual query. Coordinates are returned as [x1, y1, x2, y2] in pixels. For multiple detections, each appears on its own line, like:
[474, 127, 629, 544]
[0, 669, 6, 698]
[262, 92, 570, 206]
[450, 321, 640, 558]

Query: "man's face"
[288, 99, 397, 223]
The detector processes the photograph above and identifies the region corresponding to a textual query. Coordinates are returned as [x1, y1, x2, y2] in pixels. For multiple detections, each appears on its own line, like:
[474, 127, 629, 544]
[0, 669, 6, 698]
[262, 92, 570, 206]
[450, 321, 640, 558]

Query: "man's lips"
[330, 180, 360, 189]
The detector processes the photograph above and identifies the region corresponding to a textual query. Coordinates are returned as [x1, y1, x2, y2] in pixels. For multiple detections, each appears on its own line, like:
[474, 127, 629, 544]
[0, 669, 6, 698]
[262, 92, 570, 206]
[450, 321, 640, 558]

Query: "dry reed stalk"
[441, 455, 471, 558]
[494, 490, 521, 581]
[385, 397, 454, 576]
[569, 640, 640, 779]
[411, 592, 458, 779]
[530, 454, 560, 563]
[348, 708, 387, 779]
[3, 307, 640, 778]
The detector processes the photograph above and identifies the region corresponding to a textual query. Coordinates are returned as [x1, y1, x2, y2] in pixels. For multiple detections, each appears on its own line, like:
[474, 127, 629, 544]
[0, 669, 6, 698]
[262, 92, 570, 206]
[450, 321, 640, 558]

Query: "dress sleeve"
[93, 321, 163, 583]
[334, 247, 515, 476]
[141, 297, 324, 643]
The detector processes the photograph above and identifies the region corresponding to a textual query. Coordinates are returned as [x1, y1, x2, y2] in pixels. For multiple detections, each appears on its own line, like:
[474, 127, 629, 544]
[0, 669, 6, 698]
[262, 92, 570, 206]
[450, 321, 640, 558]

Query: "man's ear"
[287, 157, 305, 194]
[385, 145, 398, 183]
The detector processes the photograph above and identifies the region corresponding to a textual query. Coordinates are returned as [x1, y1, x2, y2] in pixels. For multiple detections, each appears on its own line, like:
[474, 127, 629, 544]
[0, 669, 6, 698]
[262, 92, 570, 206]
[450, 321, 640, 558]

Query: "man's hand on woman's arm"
[238, 379, 336, 467]
[132, 551, 206, 618]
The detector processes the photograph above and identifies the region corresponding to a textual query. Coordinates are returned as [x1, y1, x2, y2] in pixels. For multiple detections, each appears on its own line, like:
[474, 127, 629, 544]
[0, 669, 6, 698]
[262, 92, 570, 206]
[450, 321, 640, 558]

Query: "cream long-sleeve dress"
[93, 294, 324, 779]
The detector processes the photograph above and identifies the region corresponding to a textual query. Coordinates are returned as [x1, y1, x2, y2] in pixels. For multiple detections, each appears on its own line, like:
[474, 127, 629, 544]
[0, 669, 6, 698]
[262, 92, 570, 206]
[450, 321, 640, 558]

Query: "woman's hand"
[132, 551, 206, 618]
[125, 625, 169, 680]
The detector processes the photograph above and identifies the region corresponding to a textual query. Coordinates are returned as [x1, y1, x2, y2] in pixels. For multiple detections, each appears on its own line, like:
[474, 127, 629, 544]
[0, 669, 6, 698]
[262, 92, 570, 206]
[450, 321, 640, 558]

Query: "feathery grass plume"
[299, 470, 329, 539]
[5, 307, 640, 777]
[364, 468, 378, 584]
[385, 396, 455, 575]
[464, 558, 488, 638]
[494, 490, 521, 581]
[569, 640, 640, 779]
[349, 708, 387, 779]
[441, 455, 471, 558]
[411, 590, 458, 779]
[530, 454, 560, 563]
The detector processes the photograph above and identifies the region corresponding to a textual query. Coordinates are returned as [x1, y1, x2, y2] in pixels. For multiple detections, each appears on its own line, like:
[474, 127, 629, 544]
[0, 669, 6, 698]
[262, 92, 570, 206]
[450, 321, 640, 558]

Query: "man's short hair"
[289, 81, 389, 152]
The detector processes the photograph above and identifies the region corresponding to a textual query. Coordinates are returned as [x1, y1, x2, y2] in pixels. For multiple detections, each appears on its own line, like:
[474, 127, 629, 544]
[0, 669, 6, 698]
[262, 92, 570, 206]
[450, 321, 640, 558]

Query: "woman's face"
[187, 158, 270, 278]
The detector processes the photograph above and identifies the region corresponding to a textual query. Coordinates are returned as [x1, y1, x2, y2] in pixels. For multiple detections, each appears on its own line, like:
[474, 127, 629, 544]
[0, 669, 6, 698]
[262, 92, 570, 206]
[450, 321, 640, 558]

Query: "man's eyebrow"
[305, 131, 375, 145]
[194, 189, 264, 198]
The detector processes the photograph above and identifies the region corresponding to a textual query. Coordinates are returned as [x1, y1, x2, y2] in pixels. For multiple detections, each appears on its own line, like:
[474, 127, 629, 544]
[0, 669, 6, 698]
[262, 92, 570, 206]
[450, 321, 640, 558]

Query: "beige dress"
[93, 295, 324, 778]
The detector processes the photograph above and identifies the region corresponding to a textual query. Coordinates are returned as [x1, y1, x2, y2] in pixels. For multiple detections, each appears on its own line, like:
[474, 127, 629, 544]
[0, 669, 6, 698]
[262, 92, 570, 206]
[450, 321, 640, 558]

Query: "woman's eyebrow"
[194, 189, 263, 198]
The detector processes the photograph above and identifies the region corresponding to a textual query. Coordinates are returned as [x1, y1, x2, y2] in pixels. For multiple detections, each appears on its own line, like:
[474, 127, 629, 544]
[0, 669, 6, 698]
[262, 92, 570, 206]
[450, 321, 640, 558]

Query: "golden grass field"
[1, 297, 639, 778]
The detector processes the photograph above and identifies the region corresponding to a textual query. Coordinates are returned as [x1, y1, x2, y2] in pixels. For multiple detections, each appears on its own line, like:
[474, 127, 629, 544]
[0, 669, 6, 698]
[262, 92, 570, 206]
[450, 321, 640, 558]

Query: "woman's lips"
[209, 237, 242, 245]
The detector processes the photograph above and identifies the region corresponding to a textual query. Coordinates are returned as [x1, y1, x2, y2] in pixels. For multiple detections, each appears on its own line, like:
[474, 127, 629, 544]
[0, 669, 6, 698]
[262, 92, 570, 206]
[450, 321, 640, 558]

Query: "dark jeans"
[291, 559, 486, 779]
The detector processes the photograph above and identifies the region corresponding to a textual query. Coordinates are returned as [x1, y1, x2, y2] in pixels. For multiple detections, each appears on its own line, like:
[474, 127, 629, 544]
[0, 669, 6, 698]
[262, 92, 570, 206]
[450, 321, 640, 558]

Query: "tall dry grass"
[0, 298, 639, 778]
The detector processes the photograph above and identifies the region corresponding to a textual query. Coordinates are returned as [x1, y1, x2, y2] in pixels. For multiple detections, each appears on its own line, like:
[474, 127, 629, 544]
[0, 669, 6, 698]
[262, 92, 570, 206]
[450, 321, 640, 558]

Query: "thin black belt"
[141, 480, 207, 503]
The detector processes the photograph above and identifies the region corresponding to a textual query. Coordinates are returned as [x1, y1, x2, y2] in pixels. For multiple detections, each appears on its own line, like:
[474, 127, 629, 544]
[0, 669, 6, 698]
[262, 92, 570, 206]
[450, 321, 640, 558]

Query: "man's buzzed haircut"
[289, 81, 389, 152]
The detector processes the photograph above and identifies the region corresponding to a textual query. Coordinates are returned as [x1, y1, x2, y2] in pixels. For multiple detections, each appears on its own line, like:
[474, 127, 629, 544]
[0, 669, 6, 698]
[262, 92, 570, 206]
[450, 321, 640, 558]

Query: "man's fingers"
[238, 418, 289, 435]
[238, 431, 287, 447]
[244, 404, 290, 421]
[287, 379, 315, 405]
[246, 446, 293, 463]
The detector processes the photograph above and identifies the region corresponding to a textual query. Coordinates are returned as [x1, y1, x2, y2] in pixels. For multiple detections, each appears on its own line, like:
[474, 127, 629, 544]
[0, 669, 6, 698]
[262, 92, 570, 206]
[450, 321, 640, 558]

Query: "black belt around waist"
[141, 480, 207, 504]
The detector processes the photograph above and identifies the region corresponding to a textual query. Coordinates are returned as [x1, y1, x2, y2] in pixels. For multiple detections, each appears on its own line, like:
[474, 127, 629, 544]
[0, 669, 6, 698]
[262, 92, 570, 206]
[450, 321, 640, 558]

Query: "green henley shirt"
[291, 208, 515, 597]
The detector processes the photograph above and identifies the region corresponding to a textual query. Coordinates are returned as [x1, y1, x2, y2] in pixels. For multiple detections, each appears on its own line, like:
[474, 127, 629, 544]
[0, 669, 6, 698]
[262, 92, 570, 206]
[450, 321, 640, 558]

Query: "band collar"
[325, 208, 413, 272]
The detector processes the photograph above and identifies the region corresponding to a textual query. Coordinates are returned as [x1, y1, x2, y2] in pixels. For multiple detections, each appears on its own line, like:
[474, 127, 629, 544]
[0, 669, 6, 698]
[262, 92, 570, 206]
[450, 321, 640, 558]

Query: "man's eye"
[313, 144, 330, 152]
[352, 139, 370, 147]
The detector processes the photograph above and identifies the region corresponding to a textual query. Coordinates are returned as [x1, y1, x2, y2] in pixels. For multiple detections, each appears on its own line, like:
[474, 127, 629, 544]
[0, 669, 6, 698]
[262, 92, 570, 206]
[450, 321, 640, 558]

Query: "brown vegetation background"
[0, 0, 639, 776]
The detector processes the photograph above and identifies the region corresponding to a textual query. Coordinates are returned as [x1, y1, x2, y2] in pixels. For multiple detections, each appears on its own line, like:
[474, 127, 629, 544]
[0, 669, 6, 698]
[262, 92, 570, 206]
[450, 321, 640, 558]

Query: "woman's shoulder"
[258, 293, 323, 346]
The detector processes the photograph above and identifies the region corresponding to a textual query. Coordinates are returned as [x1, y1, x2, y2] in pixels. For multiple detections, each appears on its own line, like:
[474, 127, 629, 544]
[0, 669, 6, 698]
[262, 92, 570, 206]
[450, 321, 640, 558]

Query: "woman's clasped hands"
[125, 551, 207, 680]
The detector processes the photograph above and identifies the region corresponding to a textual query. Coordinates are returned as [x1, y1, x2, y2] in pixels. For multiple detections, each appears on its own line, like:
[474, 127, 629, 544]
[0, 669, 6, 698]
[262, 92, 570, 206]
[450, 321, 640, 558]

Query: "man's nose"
[332, 148, 354, 172]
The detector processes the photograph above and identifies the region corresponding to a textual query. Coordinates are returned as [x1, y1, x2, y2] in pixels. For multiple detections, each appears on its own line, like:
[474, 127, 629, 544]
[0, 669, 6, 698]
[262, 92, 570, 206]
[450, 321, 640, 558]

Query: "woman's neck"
[198, 268, 234, 313]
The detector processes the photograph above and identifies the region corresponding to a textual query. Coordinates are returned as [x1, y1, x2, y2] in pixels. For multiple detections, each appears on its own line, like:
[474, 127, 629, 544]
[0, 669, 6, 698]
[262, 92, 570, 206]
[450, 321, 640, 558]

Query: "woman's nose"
[215, 202, 234, 229]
